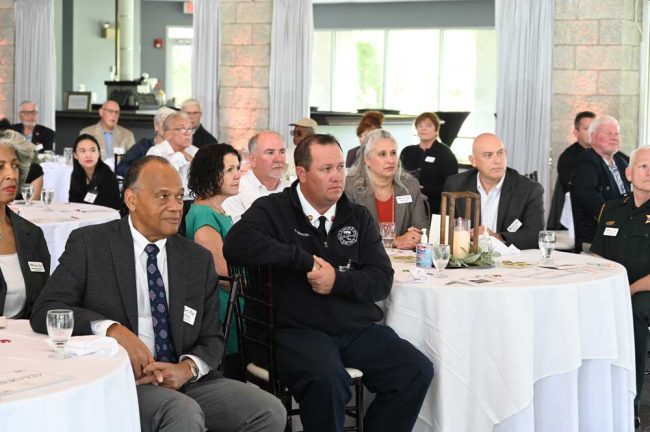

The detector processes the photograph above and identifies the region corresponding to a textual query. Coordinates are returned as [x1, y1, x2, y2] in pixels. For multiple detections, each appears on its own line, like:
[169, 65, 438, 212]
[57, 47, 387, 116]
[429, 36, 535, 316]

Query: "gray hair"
[0, 130, 35, 189]
[347, 129, 409, 192]
[19, 100, 38, 112]
[248, 131, 284, 154]
[153, 106, 175, 128]
[588, 115, 619, 143]
[181, 98, 201, 111]
[162, 112, 190, 133]
[629, 145, 650, 168]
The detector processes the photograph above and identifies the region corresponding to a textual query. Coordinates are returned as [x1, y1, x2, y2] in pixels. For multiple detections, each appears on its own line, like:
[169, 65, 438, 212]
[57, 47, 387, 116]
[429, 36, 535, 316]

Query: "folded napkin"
[484, 236, 521, 256]
[46, 336, 119, 357]
[405, 267, 431, 283]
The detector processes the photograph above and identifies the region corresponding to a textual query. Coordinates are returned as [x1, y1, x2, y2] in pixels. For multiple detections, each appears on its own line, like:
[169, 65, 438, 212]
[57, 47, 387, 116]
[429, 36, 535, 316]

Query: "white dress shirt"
[91, 217, 209, 378]
[222, 170, 291, 222]
[476, 172, 506, 233]
[0, 253, 26, 318]
[296, 184, 337, 233]
[146, 140, 198, 200]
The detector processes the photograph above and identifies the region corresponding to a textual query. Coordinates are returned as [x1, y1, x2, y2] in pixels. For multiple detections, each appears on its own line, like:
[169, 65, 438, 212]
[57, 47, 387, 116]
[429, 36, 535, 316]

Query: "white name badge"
[396, 195, 413, 204]
[34, 144, 44, 152]
[506, 219, 522, 233]
[28, 261, 45, 273]
[83, 192, 97, 203]
[604, 227, 619, 237]
[183, 306, 197, 325]
[425, 156, 436, 163]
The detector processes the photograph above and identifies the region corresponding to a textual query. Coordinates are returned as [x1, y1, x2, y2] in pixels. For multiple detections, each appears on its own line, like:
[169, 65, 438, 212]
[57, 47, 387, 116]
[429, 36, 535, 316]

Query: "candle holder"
[440, 191, 480, 258]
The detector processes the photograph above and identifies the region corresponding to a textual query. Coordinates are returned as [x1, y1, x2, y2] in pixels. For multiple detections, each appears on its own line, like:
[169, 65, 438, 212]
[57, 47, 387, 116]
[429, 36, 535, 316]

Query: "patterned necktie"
[317, 215, 328, 247]
[144, 244, 177, 363]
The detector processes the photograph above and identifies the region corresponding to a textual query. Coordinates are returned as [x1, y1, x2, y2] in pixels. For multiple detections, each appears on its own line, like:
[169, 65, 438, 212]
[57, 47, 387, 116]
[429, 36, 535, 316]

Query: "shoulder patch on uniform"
[337, 226, 358, 246]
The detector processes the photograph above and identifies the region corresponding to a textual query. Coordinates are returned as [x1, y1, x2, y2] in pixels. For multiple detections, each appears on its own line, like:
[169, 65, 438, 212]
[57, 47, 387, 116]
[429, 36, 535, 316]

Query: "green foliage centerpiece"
[448, 246, 500, 268]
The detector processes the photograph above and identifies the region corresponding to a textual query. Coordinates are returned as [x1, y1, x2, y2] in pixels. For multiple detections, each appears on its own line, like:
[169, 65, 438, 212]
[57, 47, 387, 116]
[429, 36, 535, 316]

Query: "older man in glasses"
[10, 100, 55, 152]
[147, 112, 198, 200]
[80, 100, 136, 157]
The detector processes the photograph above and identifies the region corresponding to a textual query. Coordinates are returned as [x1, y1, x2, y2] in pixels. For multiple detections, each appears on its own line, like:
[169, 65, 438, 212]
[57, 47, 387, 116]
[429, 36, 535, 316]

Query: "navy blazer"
[0, 207, 50, 318]
[569, 148, 630, 249]
[10, 123, 55, 151]
[443, 167, 545, 250]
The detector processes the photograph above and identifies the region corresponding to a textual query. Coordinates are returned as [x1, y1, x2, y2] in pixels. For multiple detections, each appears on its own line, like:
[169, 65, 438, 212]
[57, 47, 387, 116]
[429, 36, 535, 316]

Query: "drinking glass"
[538, 231, 557, 264]
[41, 188, 55, 211]
[432, 244, 451, 278]
[46, 309, 74, 359]
[43, 150, 55, 162]
[21, 184, 33, 205]
[63, 147, 73, 165]
[379, 222, 396, 248]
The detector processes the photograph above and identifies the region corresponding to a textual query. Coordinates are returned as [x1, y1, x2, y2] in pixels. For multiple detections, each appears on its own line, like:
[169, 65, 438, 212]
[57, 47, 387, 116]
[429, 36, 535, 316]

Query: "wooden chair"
[230, 264, 364, 432]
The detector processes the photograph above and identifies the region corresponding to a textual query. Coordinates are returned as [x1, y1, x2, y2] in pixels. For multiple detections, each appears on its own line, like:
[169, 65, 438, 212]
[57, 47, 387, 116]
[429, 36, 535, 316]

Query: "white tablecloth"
[41, 158, 115, 203]
[385, 250, 635, 432]
[10, 202, 121, 272]
[0, 320, 140, 431]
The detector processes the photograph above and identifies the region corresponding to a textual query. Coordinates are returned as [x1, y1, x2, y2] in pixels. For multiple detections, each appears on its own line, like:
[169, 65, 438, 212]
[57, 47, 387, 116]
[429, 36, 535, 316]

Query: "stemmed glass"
[41, 188, 55, 211]
[432, 244, 451, 278]
[379, 222, 396, 249]
[46, 309, 74, 359]
[538, 231, 557, 264]
[21, 184, 33, 205]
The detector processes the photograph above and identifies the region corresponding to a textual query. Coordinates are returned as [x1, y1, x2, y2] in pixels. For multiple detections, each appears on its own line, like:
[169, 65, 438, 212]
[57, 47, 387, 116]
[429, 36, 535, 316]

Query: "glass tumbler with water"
[46, 309, 74, 359]
[41, 188, 55, 211]
[63, 147, 74, 165]
[380, 222, 396, 248]
[21, 184, 33, 204]
[538, 231, 556, 264]
[432, 244, 451, 278]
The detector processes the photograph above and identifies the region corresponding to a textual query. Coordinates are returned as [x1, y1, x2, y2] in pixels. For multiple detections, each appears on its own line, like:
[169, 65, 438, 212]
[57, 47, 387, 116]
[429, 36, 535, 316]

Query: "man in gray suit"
[30, 156, 286, 432]
[443, 133, 544, 249]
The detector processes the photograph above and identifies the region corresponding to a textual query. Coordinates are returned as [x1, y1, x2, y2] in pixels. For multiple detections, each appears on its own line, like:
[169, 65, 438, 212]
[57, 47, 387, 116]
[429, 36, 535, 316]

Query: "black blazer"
[192, 124, 219, 148]
[30, 218, 223, 374]
[69, 162, 122, 210]
[443, 167, 545, 250]
[10, 123, 55, 151]
[0, 207, 50, 318]
[569, 148, 630, 250]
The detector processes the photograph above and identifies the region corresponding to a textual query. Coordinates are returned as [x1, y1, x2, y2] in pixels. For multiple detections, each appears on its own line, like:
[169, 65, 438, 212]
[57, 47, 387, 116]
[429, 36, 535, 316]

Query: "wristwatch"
[185, 358, 199, 382]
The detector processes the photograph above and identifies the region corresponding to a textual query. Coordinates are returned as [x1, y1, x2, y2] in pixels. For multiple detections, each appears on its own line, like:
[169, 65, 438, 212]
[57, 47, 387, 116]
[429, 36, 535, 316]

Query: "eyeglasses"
[103, 109, 120, 115]
[171, 127, 195, 134]
[20, 110, 38, 115]
[185, 111, 202, 116]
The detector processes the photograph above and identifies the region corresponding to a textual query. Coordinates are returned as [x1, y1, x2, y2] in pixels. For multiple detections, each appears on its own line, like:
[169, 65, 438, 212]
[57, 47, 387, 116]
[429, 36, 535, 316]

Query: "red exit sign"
[183, 1, 193, 14]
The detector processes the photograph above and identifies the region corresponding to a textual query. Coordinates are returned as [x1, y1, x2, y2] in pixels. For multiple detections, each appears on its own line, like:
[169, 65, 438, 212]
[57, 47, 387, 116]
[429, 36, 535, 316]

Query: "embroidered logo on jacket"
[337, 226, 358, 246]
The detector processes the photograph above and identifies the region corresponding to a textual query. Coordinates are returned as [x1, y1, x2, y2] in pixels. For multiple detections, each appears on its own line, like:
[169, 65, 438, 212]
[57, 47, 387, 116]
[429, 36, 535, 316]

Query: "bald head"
[470, 133, 508, 187]
[99, 100, 120, 130]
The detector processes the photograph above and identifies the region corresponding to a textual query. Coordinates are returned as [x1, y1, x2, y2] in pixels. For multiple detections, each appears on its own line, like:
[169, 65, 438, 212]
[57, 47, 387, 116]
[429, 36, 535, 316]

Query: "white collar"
[128, 216, 168, 253]
[247, 170, 286, 193]
[296, 183, 336, 226]
[476, 171, 506, 195]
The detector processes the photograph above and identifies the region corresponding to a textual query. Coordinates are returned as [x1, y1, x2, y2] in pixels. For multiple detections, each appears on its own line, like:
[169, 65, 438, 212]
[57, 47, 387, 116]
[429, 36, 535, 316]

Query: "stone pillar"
[219, 0, 272, 150]
[551, 0, 642, 182]
[0, 0, 15, 120]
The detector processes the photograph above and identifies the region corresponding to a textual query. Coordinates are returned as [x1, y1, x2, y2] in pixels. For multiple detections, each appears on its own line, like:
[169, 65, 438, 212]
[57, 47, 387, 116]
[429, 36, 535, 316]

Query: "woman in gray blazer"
[345, 129, 428, 249]
[0, 130, 50, 318]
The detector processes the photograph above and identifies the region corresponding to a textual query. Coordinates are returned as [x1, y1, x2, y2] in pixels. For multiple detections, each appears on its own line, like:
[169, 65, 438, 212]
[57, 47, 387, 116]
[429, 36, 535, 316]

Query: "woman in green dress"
[185, 143, 241, 354]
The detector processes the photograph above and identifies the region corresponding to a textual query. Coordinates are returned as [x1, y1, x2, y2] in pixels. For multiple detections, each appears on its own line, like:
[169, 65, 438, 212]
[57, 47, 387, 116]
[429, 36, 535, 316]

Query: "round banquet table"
[0, 319, 140, 431]
[10, 201, 121, 272]
[41, 157, 115, 204]
[385, 249, 635, 432]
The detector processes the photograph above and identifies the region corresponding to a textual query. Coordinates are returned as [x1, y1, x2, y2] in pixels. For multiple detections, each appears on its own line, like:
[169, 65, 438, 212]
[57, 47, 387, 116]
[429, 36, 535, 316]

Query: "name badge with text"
[603, 227, 619, 237]
[506, 219, 522, 233]
[396, 195, 413, 204]
[425, 156, 436, 163]
[84, 192, 97, 203]
[183, 306, 197, 325]
[34, 144, 44, 152]
[28, 261, 46, 273]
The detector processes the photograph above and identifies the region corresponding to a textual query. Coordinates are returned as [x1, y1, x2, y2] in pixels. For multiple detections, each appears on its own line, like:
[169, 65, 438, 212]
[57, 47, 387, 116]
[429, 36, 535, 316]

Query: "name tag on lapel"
[506, 219, 522, 233]
[603, 227, 619, 237]
[28, 261, 45, 273]
[183, 306, 197, 325]
[396, 195, 413, 204]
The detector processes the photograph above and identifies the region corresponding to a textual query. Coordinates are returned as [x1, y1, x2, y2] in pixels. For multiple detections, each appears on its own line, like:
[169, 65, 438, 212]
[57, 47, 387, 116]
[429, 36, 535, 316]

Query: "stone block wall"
[219, 0, 272, 150]
[0, 0, 14, 120]
[551, 0, 642, 182]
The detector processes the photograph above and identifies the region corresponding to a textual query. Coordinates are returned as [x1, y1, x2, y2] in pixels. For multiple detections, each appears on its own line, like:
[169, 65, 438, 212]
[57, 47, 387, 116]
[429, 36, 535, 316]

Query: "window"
[310, 28, 496, 161]
[166, 26, 193, 104]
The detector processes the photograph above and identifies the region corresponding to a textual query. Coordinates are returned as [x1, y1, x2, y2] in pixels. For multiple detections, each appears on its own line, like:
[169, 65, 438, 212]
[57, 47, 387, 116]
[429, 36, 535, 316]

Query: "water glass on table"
[380, 222, 396, 248]
[538, 230, 556, 264]
[21, 184, 33, 205]
[432, 244, 451, 278]
[41, 188, 55, 211]
[63, 147, 74, 165]
[46, 309, 74, 359]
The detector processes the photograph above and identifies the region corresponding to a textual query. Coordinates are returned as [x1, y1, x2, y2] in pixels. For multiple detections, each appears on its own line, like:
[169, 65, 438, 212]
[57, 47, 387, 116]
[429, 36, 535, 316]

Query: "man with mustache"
[222, 131, 290, 222]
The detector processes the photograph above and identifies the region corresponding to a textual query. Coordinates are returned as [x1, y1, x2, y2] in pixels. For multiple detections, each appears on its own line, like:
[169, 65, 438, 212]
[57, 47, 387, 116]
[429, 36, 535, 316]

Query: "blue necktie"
[145, 244, 177, 363]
